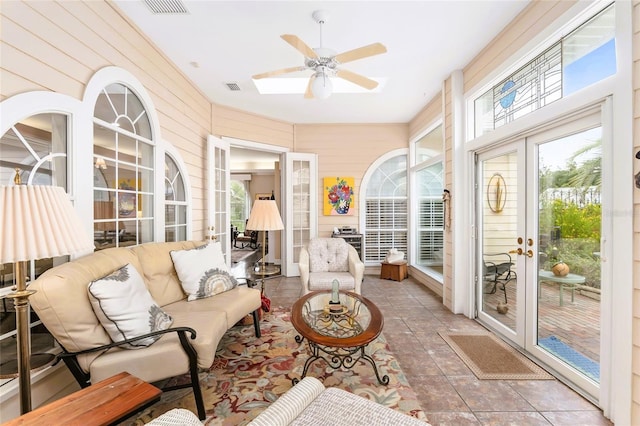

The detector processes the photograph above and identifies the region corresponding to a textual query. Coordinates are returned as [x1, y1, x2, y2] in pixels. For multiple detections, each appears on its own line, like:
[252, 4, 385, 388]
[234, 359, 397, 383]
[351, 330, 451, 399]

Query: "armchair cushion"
[170, 242, 238, 301]
[88, 263, 173, 348]
[307, 238, 349, 273]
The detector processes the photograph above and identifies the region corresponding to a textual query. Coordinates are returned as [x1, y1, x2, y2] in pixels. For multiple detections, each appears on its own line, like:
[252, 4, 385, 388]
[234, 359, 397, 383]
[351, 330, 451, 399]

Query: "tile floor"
[253, 268, 612, 426]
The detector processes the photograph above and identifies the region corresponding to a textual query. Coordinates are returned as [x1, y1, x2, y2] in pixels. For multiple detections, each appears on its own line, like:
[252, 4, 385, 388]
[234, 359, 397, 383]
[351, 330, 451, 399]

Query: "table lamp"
[246, 199, 284, 274]
[0, 171, 94, 414]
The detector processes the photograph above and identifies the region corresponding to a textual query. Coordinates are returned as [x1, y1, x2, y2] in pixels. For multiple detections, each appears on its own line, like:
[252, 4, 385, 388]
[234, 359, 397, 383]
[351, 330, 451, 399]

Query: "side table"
[4, 371, 161, 426]
[380, 261, 408, 282]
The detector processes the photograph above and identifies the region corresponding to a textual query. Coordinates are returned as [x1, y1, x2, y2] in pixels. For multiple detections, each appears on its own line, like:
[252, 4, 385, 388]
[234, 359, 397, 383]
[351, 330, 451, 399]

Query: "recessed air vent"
[143, 0, 188, 14]
[225, 82, 241, 91]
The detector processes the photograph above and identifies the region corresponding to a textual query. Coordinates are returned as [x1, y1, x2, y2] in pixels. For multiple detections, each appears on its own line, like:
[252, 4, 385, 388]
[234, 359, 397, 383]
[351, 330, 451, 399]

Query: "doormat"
[539, 336, 599, 382]
[439, 331, 553, 380]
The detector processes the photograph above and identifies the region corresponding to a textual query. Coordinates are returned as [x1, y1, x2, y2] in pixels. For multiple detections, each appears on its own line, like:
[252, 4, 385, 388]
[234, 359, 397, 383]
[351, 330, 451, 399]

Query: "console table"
[4, 372, 161, 426]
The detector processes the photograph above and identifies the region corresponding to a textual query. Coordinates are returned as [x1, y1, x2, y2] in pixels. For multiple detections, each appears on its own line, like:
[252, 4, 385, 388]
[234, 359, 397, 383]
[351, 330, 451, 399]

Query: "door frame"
[472, 103, 608, 404]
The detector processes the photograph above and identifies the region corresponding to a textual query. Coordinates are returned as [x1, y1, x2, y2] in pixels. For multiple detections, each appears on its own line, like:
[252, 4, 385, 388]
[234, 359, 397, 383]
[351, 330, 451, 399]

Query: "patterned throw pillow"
[170, 242, 238, 301]
[88, 263, 173, 349]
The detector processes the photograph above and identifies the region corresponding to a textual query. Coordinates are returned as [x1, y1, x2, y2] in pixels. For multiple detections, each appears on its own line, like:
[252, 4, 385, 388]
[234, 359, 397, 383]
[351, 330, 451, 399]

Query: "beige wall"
[632, 0, 640, 421]
[294, 124, 408, 237]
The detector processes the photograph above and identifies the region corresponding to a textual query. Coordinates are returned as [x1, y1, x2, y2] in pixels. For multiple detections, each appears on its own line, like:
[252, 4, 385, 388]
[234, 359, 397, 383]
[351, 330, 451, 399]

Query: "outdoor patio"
[483, 279, 600, 364]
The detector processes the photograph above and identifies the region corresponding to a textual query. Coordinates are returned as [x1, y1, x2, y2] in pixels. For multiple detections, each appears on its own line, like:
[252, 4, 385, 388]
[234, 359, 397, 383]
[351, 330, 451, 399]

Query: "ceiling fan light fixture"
[311, 72, 333, 99]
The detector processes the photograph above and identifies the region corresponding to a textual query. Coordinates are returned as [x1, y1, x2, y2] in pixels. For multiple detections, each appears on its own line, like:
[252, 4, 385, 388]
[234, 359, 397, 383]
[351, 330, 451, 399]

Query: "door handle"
[509, 248, 523, 256]
[526, 249, 534, 258]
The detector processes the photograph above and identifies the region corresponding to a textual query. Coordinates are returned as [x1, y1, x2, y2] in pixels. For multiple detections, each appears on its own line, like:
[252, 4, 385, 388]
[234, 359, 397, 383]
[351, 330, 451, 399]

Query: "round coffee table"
[291, 290, 388, 385]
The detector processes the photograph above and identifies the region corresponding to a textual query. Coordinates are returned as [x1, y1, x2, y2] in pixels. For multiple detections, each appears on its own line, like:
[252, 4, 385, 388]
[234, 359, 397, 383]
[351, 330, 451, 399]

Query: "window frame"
[359, 149, 408, 266]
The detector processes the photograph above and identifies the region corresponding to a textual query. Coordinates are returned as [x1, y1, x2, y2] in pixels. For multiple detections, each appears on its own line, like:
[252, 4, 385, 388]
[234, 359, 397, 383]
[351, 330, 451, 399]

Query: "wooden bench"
[538, 270, 586, 306]
[4, 372, 161, 426]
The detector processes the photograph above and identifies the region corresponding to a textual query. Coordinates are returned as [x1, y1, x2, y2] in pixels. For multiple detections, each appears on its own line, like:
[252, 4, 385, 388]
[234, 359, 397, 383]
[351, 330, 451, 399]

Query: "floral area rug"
[123, 307, 427, 425]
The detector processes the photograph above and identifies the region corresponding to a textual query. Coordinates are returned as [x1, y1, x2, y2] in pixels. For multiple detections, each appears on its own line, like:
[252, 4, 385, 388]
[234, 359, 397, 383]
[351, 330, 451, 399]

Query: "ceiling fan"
[252, 10, 387, 99]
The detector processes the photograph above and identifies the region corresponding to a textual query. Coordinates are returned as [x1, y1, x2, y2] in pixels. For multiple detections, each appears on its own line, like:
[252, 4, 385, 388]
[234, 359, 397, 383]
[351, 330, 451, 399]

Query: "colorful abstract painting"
[324, 177, 355, 216]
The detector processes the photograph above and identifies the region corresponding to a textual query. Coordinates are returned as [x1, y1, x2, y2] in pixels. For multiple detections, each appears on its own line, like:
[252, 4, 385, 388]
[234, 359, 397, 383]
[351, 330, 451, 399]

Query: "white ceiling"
[113, 0, 530, 125]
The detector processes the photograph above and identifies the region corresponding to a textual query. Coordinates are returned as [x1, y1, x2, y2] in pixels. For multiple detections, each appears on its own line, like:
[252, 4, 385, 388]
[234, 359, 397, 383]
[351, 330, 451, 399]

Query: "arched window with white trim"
[93, 83, 155, 249]
[165, 153, 188, 241]
[360, 152, 408, 263]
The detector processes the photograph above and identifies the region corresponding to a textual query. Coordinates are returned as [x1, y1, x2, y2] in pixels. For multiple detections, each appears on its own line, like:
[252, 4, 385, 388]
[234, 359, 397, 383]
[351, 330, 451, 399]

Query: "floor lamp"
[246, 199, 284, 274]
[0, 175, 94, 414]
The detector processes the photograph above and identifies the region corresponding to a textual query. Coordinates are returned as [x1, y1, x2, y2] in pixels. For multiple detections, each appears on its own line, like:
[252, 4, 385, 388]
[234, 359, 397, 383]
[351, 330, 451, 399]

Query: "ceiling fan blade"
[304, 74, 316, 99]
[336, 69, 379, 90]
[281, 34, 318, 59]
[334, 43, 387, 64]
[252, 66, 306, 79]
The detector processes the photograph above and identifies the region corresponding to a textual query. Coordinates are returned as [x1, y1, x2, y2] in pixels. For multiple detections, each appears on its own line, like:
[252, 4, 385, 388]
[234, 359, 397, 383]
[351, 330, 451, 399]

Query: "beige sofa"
[298, 237, 365, 295]
[29, 241, 261, 420]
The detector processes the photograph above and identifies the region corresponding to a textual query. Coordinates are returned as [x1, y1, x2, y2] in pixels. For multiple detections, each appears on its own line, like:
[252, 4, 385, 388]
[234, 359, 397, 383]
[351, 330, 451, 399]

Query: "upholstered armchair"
[298, 237, 364, 295]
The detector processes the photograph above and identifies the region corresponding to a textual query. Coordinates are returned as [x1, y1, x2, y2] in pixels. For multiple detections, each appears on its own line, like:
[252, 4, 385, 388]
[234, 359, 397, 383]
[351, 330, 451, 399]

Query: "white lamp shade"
[311, 72, 333, 99]
[246, 200, 284, 231]
[0, 185, 95, 263]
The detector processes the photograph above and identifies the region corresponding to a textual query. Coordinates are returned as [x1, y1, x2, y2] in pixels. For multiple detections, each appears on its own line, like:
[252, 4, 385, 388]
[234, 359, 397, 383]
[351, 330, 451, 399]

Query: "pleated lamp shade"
[0, 185, 94, 263]
[246, 200, 284, 231]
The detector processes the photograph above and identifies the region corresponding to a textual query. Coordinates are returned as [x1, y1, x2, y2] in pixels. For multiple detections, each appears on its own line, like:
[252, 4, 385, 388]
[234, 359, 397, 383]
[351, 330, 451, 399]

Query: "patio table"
[538, 270, 586, 306]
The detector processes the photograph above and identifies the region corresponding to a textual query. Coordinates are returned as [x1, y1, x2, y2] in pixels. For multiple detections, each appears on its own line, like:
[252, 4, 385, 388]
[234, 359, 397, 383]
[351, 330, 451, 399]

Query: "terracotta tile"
[540, 411, 612, 425]
[411, 376, 470, 412]
[424, 411, 481, 425]
[448, 376, 534, 412]
[474, 411, 552, 425]
[508, 380, 600, 411]
[428, 347, 474, 376]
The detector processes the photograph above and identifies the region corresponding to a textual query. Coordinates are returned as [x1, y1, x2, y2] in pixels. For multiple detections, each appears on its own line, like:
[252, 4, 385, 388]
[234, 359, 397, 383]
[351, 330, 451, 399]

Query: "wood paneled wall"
[1, 1, 214, 238]
[294, 124, 408, 237]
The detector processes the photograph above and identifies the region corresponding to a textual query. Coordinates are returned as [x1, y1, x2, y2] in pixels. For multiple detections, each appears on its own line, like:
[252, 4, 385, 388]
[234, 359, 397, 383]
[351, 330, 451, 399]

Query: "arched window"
[165, 153, 187, 241]
[361, 153, 408, 263]
[93, 83, 155, 250]
[0, 110, 72, 386]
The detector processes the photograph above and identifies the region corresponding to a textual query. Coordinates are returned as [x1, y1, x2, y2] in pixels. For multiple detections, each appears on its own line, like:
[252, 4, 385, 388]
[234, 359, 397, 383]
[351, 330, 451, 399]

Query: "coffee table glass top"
[300, 291, 371, 339]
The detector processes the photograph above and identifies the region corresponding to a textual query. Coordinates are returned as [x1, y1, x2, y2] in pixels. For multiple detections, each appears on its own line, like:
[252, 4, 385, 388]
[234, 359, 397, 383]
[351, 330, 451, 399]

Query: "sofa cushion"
[29, 247, 142, 366]
[307, 238, 349, 273]
[170, 242, 238, 301]
[88, 309, 228, 382]
[130, 240, 203, 306]
[166, 286, 261, 327]
[88, 263, 173, 349]
[308, 272, 356, 291]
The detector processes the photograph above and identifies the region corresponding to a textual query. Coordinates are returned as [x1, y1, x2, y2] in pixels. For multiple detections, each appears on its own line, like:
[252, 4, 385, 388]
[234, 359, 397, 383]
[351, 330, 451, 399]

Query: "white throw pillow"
[88, 263, 173, 349]
[170, 242, 238, 301]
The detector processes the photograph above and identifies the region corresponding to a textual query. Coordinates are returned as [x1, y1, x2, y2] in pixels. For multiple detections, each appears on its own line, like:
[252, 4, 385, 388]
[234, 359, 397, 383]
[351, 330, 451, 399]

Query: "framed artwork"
[255, 193, 272, 200]
[324, 177, 355, 216]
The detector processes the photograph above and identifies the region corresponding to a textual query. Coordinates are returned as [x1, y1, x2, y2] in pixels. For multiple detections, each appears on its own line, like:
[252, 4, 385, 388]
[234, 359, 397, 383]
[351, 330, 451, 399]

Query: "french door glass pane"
[537, 127, 601, 383]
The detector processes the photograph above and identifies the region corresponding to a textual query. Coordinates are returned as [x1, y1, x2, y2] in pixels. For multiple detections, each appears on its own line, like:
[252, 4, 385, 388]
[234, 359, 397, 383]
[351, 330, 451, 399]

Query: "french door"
[283, 152, 317, 276]
[476, 109, 603, 401]
[207, 135, 231, 266]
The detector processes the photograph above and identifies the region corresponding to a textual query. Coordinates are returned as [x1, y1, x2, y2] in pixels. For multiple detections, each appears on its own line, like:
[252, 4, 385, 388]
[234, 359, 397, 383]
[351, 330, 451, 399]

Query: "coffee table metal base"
[293, 335, 389, 386]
